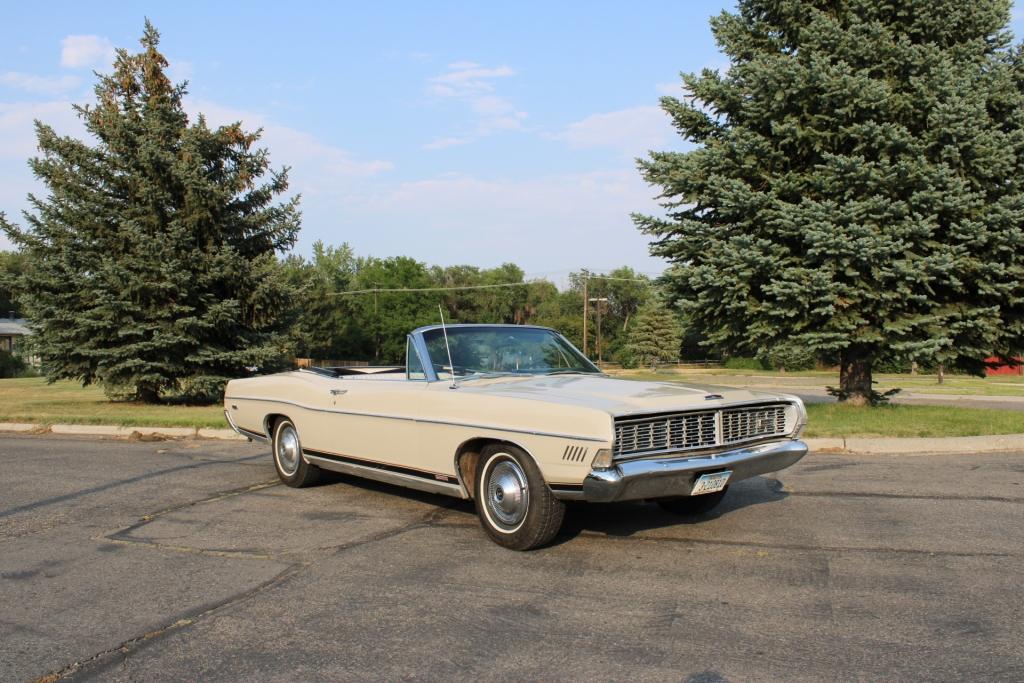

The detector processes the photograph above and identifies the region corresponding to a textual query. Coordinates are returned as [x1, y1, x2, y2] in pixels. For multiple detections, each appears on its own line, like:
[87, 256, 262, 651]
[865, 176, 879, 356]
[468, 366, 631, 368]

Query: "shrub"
[765, 346, 817, 372]
[0, 349, 26, 378]
[617, 347, 639, 369]
[723, 356, 769, 371]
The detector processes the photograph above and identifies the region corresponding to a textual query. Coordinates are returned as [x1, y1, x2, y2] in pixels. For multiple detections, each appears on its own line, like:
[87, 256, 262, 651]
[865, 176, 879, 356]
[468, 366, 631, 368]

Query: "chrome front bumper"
[581, 439, 808, 503]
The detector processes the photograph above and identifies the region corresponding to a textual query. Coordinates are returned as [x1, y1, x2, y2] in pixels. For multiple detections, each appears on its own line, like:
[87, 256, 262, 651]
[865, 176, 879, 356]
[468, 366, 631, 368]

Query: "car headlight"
[591, 448, 613, 469]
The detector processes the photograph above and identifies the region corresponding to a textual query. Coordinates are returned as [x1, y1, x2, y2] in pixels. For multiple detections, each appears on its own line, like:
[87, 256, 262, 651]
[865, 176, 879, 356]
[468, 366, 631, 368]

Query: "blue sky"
[3, 2, 1024, 280]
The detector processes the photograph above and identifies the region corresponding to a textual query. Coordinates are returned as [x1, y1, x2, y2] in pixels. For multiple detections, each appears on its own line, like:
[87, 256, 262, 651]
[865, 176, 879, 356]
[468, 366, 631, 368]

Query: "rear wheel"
[657, 487, 728, 516]
[271, 418, 322, 487]
[474, 444, 564, 551]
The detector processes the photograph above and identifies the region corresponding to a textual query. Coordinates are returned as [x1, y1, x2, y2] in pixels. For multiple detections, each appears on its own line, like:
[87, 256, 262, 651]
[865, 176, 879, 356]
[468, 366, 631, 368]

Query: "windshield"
[421, 327, 600, 379]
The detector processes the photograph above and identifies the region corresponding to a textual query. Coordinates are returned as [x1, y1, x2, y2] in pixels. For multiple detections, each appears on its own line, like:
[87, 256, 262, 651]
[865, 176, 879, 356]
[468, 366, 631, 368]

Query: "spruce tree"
[626, 303, 682, 370]
[0, 21, 298, 402]
[635, 1, 1024, 404]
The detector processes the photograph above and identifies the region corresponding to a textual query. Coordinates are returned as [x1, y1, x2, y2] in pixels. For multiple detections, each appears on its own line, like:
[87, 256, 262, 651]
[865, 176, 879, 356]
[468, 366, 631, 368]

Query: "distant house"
[0, 317, 30, 353]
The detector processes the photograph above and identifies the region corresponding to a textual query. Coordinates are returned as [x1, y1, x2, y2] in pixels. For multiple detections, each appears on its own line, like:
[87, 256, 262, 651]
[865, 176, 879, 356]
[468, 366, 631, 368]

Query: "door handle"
[330, 389, 347, 396]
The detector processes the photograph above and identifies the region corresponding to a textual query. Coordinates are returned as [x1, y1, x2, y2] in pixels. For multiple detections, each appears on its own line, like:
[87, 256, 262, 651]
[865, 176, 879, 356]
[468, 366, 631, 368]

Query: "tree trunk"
[839, 347, 873, 406]
[136, 385, 161, 404]
[937, 363, 945, 385]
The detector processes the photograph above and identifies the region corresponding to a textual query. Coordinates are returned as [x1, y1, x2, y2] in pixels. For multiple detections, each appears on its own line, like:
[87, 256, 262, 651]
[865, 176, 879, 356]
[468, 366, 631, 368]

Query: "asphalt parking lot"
[1, 435, 1022, 682]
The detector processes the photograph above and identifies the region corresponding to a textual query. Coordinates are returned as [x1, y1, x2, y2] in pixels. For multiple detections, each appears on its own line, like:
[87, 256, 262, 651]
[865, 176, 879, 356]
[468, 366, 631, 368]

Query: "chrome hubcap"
[486, 459, 529, 528]
[276, 424, 300, 475]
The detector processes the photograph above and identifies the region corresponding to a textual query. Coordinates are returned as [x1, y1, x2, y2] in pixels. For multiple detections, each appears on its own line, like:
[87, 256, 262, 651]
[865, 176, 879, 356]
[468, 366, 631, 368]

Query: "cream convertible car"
[224, 324, 808, 550]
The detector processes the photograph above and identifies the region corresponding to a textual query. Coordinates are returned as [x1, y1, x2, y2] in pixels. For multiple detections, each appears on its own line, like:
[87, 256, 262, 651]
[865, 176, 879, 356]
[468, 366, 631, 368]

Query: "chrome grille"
[613, 403, 790, 459]
[721, 405, 787, 444]
[613, 411, 716, 458]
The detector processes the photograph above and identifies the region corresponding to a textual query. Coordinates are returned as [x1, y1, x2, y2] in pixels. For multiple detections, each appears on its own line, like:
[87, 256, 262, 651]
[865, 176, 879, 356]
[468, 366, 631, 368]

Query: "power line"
[586, 275, 655, 282]
[325, 274, 654, 297]
[327, 282, 536, 296]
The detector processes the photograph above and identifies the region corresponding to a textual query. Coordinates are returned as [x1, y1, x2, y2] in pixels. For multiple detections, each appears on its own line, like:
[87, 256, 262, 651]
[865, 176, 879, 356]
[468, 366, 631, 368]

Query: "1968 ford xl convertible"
[224, 324, 808, 550]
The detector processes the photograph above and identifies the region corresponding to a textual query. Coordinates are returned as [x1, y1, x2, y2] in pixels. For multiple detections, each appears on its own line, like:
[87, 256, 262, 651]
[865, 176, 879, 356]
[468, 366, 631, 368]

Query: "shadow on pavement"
[553, 475, 789, 545]
[302, 469, 790, 549]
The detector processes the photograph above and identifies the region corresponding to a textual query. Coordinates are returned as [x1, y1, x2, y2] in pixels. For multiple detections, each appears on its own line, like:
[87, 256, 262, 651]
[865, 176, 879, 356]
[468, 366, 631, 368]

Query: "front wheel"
[271, 418, 322, 487]
[474, 444, 564, 551]
[656, 487, 728, 516]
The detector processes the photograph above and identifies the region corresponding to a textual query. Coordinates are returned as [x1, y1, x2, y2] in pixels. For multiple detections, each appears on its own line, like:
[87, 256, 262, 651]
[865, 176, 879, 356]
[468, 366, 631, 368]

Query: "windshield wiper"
[543, 369, 593, 375]
[458, 371, 519, 381]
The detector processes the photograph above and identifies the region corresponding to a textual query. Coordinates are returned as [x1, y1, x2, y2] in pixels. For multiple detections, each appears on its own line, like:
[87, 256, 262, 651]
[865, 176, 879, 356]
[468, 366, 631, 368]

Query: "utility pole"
[589, 297, 609, 364]
[581, 269, 589, 357]
[373, 282, 380, 361]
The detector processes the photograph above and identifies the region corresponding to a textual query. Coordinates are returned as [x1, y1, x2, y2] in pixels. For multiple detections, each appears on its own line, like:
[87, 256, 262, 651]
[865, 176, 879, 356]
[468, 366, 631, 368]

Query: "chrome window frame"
[408, 333, 437, 382]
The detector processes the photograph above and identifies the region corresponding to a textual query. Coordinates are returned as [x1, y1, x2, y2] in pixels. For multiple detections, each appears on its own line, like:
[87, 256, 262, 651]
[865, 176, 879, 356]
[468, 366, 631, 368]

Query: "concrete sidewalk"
[3, 421, 1024, 455]
[0, 422, 246, 440]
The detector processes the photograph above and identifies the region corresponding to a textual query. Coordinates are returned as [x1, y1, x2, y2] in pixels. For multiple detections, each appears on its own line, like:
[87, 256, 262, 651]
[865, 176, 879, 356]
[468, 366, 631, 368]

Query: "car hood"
[455, 374, 793, 416]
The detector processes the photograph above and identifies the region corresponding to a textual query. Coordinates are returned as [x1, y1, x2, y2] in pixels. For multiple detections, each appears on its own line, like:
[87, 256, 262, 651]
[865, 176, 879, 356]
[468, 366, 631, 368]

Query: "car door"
[310, 338, 428, 471]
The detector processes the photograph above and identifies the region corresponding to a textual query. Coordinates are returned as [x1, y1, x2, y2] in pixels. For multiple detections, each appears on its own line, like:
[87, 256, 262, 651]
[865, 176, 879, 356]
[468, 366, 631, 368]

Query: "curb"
[2, 421, 1023, 453]
[805, 434, 1024, 455]
[0, 422, 248, 441]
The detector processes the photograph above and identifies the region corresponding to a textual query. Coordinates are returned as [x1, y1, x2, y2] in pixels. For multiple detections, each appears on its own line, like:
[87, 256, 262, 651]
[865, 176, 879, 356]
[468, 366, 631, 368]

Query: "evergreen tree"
[0, 251, 25, 317]
[626, 303, 682, 369]
[0, 21, 298, 402]
[635, 0, 1024, 404]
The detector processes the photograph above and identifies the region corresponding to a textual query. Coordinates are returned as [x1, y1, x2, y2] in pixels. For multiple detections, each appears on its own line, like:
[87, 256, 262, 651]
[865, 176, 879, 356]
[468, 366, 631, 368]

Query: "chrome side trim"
[303, 453, 468, 499]
[224, 409, 269, 443]
[224, 395, 608, 443]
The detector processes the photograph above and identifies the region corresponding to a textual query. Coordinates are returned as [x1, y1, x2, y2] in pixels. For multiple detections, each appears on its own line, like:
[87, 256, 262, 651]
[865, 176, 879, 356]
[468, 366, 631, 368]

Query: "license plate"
[691, 471, 731, 496]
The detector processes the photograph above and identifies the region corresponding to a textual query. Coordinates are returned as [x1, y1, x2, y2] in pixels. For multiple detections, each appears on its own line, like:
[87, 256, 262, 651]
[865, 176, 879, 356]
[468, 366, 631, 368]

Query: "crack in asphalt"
[417, 516, 1018, 558]
[17, 444, 1022, 680]
[782, 489, 1024, 504]
[32, 561, 308, 683]
[574, 530, 1016, 558]
[0, 454, 267, 520]
[33, 486, 464, 681]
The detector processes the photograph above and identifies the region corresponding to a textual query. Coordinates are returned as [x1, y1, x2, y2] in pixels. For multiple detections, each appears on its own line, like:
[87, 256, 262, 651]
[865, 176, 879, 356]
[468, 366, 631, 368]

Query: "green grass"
[2, 376, 1022, 438]
[0, 378, 227, 428]
[614, 368, 1024, 396]
[804, 403, 1024, 438]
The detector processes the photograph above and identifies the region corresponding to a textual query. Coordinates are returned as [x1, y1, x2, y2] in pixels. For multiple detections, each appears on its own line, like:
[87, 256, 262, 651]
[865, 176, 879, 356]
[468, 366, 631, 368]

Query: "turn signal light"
[591, 448, 613, 470]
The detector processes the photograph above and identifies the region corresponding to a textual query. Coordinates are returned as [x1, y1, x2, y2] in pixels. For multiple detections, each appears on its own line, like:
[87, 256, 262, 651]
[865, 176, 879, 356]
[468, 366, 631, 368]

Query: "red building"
[985, 357, 1023, 376]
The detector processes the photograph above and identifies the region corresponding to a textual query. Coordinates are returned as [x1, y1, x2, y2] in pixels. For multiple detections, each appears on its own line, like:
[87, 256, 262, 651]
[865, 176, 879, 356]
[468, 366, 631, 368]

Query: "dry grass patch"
[0, 378, 226, 429]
